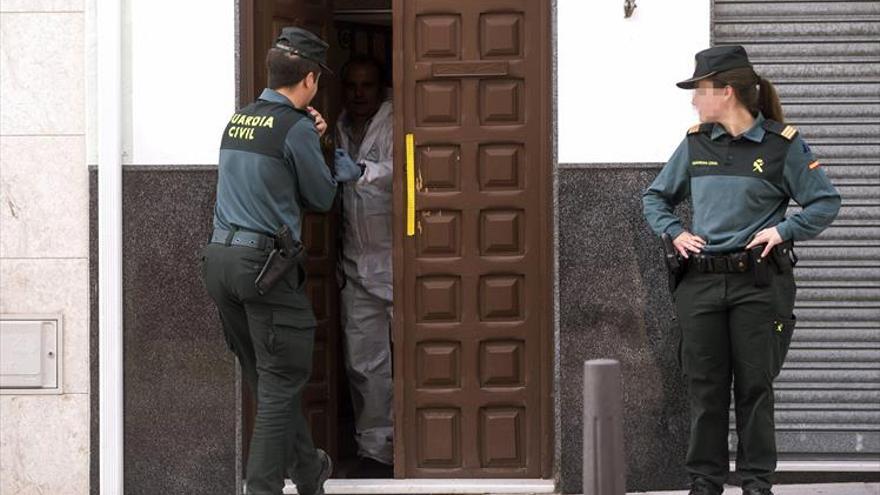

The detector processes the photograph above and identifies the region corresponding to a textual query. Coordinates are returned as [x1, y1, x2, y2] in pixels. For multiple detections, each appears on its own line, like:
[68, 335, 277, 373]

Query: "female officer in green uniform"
[643, 46, 841, 495]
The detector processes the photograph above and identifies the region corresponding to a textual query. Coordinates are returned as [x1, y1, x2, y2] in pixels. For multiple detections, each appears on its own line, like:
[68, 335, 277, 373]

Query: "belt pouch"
[749, 246, 771, 287]
[730, 251, 749, 272]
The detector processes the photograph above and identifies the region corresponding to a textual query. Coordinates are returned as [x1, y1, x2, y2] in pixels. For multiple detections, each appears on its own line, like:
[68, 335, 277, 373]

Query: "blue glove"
[334, 149, 364, 183]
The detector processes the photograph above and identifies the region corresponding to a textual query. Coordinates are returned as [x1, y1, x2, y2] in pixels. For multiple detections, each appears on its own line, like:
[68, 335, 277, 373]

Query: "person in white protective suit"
[334, 56, 394, 478]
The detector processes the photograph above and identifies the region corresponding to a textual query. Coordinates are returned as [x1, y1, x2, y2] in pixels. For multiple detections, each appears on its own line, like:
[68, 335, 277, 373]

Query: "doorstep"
[273, 478, 555, 494]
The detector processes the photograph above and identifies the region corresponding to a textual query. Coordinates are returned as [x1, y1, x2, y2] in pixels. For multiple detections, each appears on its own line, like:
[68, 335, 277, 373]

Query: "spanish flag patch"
[808, 160, 821, 170]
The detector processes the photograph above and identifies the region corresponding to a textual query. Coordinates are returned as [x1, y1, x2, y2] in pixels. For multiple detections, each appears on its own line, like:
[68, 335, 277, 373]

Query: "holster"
[661, 233, 685, 294]
[771, 239, 797, 274]
[254, 225, 306, 296]
[749, 240, 797, 287]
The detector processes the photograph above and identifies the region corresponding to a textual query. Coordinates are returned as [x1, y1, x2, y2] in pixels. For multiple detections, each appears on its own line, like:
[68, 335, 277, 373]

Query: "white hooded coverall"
[335, 99, 394, 464]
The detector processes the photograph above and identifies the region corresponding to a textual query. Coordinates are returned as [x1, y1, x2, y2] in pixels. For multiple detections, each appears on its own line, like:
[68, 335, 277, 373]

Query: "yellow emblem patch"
[226, 113, 275, 141]
[753, 158, 765, 173]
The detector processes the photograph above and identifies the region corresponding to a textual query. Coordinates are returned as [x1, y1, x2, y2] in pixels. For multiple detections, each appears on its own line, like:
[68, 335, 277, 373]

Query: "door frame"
[236, 0, 557, 483]
[238, 0, 257, 108]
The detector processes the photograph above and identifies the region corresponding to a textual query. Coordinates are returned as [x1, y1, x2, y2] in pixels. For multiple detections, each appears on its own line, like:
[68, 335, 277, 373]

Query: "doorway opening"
[238, 0, 395, 481]
[328, 0, 395, 478]
[237, 0, 554, 486]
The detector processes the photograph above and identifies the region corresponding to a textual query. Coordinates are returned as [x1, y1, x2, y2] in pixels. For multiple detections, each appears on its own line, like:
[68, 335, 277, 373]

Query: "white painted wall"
[87, 0, 235, 165]
[557, 0, 710, 163]
[99, 1, 707, 166]
[130, 0, 235, 165]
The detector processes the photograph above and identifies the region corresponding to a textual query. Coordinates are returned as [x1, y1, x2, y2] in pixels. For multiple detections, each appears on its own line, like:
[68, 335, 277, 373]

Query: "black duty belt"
[690, 250, 752, 274]
[211, 228, 275, 251]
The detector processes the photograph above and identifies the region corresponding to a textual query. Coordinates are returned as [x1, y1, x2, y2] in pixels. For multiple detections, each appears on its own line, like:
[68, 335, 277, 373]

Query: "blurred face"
[691, 79, 732, 123]
[343, 63, 382, 120]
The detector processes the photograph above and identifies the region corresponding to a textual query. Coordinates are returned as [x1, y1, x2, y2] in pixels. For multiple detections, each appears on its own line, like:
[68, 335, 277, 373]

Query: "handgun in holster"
[771, 239, 797, 274]
[661, 233, 685, 294]
[254, 224, 306, 296]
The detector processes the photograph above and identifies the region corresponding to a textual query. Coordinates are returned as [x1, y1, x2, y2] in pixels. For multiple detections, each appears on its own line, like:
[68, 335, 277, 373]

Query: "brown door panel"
[392, 0, 552, 479]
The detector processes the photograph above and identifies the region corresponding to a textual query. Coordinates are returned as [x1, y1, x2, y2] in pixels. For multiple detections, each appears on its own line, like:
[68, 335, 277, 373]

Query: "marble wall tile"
[0, 394, 89, 494]
[0, 0, 84, 12]
[0, 12, 85, 135]
[84, 0, 96, 165]
[0, 136, 88, 258]
[0, 258, 90, 394]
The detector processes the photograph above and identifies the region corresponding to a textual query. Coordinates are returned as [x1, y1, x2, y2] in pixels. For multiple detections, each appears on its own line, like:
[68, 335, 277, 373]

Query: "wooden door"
[241, 0, 341, 465]
[392, 0, 553, 478]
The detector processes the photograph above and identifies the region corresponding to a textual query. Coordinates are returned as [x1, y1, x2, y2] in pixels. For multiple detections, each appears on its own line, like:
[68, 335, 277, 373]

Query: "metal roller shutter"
[713, 0, 880, 464]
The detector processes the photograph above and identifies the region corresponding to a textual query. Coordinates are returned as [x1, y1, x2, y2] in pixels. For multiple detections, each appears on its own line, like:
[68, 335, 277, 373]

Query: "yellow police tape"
[406, 133, 415, 237]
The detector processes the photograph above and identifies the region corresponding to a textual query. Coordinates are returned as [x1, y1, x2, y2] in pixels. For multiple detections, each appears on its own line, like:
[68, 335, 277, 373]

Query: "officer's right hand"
[334, 149, 364, 183]
[672, 231, 706, 259]
[307, 106, 327, 137]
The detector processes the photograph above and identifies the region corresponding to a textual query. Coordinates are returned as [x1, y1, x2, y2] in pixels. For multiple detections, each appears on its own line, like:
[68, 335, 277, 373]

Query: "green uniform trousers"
[200, 242, 321, 495]
[674, 265, 796, 491]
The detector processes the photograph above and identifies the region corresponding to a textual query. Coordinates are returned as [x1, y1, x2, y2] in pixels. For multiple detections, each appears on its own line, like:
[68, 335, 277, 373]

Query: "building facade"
[0, 0, 877, 493]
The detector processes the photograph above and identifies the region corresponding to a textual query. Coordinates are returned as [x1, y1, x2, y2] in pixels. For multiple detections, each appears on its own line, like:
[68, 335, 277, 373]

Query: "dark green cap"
[275, 27, 333, 74]
[677, 45, 753, 89]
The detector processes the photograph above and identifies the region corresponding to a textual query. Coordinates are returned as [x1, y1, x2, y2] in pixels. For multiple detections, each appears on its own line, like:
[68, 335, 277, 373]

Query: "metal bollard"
[582, 359, 626, 495]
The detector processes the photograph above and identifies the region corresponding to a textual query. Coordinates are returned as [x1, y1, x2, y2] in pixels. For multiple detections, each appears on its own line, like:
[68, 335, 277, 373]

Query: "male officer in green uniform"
[201, 27, 363, 495]
[643, 46, 840, 494]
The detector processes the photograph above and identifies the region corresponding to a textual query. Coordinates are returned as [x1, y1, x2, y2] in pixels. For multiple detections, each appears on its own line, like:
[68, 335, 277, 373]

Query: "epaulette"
[687, 123, 713, 135]
[762, 119, 798, 141]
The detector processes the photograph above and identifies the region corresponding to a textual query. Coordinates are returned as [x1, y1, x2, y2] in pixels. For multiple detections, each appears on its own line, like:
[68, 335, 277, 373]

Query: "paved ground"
[628, 483, 880, 495]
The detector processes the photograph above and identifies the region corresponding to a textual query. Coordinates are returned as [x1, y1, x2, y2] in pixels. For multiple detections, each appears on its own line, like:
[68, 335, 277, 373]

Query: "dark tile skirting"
[90, 166, 236, 494]
[88, 164, 694, 493]
[556, 164, 691, 492]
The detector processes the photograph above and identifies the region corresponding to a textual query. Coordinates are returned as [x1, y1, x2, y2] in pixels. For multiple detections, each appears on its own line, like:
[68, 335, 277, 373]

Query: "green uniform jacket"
[643, 113, 841, 253]
[213, 88, 338, 240]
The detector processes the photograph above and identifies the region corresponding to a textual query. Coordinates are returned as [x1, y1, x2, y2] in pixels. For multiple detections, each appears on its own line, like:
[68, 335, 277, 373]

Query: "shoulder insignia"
[762, 119, 799, 141]
[687, 123, 712, 135]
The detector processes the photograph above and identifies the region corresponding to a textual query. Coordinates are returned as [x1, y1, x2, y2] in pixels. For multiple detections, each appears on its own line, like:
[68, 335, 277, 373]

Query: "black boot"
[293, 449, 333, 495]
[742, 489, 773, 495]
[689, 479, 723, 495]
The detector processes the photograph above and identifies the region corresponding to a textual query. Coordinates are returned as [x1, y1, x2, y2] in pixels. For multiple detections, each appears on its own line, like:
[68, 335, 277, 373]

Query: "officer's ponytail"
[757, 76, 785, 124]
[711, 68, 785, 124]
